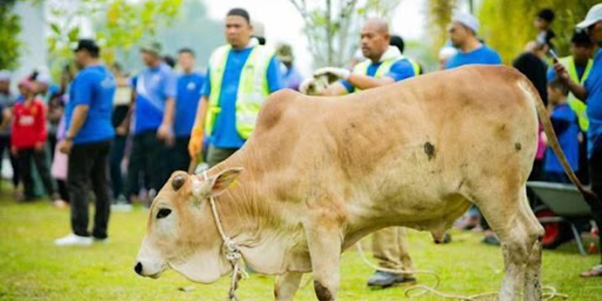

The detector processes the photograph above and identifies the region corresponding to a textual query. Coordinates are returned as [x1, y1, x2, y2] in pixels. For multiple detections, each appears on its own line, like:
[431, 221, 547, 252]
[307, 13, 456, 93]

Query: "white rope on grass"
[354, 241, 568, 301]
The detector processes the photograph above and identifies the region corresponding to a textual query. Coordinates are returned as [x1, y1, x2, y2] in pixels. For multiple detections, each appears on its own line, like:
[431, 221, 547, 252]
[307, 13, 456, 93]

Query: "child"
[543, 78, 580, 183]
[11, 79, 57, 201]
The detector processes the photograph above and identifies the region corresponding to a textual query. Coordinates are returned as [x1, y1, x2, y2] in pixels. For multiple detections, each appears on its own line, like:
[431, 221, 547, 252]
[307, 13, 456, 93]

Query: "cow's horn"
[172, 174, 186, 191]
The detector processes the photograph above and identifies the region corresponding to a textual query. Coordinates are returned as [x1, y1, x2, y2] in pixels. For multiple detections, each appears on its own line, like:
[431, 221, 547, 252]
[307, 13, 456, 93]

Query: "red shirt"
[11, 99, 47, 149]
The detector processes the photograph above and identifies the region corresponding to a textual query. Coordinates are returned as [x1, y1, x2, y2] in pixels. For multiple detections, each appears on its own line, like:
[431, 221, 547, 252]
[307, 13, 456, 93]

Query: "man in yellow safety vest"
[300, 18, 420, 289]
[188, 8, 283, 167]
[548, 29, 596, 182]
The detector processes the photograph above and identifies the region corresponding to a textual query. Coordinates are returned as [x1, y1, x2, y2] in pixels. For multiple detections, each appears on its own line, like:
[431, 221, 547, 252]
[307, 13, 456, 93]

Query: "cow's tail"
[518, 80, 601, 208]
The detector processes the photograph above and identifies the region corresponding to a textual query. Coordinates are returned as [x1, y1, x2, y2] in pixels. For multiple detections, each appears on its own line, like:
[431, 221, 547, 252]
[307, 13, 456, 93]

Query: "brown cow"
[135, 65, 591, 301]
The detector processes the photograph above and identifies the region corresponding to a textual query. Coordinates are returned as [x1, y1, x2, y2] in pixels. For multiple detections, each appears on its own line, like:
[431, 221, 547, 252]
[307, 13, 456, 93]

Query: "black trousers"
[68, 140, 112, 238]
[17, 148, 55, 198]
[124, 131, 170, 200]
[110, 134, 127, 199]
[173, 136, 191, 173]
[0, 135, 19, 187]
[588, 147, 602, 264]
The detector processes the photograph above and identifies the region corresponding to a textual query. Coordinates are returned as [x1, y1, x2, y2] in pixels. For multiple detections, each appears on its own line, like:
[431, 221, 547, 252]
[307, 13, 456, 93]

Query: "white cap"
[0, 70, 10, 82]
[577, 4, 602, 29]
[452, 10, 479, 33]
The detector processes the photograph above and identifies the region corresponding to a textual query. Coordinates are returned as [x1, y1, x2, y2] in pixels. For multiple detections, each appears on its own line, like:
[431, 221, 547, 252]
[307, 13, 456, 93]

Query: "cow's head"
[134, 168, 243, 283]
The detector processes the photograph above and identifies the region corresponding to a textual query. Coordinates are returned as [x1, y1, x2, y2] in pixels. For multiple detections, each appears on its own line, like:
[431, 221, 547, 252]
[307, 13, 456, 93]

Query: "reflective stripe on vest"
[206, 44, 273, 139]
[351, 56, 419, 93]
[560, 56, 593, 132]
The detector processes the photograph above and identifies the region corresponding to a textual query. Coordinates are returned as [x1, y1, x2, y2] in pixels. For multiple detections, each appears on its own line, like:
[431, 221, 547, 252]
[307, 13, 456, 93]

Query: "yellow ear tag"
[228, 179, 238, 189]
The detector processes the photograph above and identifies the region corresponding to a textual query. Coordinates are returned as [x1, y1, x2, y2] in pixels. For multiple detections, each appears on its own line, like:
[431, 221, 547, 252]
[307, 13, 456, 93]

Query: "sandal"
[580, 264, 602, 278]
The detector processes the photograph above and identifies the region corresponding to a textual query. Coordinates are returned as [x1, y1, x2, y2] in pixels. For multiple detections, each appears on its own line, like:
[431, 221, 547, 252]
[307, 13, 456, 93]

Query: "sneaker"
[482, 234, 500, 246]
[367, 271, 416, 288]
[93, 237, 109, 244]
[54, 233, 93, 247]
[52, 199, 69, 209]
[111, 195, 133, 212]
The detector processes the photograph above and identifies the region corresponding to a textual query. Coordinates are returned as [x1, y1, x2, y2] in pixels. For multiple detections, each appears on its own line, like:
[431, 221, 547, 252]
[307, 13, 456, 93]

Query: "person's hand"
[116, 125, 128, 136]
[188, 126, 203, 160]
[10, 146, 17, 156]
[553, 63, 570, 83]
[34, 142, 45, 152]
[157, 123, 174, 146]
[314, 67, 351, 81]
[299, 78, 317, 95]
[58, 139, 73, 154]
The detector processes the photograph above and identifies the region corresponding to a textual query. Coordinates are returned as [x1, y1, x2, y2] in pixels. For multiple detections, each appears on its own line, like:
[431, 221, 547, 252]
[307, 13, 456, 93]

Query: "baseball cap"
[577, 4, 602, 29]
[18, 78, 36, 91]
[452, 11, 479, 33]
[140, 42, 162, 56]
[74, 39, 100, 55]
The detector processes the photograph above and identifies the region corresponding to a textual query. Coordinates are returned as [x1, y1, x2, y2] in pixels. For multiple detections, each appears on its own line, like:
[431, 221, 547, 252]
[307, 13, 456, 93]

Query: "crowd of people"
[1, 3, 601, 280]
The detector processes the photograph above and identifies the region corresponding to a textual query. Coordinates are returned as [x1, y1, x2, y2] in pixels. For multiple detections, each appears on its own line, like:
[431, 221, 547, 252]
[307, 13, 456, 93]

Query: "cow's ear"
[207, 168, 243, 197]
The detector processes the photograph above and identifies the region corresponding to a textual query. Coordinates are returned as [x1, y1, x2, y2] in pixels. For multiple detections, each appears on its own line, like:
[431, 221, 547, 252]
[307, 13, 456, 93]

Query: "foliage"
[425, 0, 456, 56]
[0, 0, 22, 70]
[46, 0, 183, 79]
[290, 0, 402, 68]
[478, 0, 600, 64]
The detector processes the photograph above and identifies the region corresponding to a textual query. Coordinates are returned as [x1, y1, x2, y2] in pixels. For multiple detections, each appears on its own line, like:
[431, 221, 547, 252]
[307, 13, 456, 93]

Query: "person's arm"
[157, 72, 177, 143]
[65, 105, 89, 141]
[189, 68, 211, 160]
[553, 62, 588, 101]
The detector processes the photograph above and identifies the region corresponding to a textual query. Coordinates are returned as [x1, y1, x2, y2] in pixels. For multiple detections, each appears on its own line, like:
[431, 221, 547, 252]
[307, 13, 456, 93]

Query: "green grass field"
[0, 189, 601, 301]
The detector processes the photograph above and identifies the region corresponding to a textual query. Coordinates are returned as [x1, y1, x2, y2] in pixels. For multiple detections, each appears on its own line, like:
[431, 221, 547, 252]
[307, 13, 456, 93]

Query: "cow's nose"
[134, 262, 143, 275]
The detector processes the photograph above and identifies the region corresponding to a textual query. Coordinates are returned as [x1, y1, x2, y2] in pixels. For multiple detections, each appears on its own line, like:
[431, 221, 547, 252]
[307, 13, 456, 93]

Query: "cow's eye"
[156, 208, 172, 219]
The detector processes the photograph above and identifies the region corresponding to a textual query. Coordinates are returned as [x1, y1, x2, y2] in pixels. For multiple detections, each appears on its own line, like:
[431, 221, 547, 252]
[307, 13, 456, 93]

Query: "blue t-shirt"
[341, 59, 415, 93]
[134, 63, 177, 134]
[545, 103, 580, 173]
[201, 47, 283, 148]
[445, 45, 502, 69]
[587, 49, 602, 158]
[65, 65, 116, 145]
[175, 72, 205, 137]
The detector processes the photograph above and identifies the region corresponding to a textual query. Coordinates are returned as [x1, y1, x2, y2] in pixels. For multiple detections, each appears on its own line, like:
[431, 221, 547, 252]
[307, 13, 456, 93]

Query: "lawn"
[0, 188, 601, 301]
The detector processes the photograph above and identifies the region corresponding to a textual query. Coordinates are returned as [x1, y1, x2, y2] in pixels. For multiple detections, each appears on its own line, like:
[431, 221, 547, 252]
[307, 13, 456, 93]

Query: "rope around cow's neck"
[202, 171, 246, 301]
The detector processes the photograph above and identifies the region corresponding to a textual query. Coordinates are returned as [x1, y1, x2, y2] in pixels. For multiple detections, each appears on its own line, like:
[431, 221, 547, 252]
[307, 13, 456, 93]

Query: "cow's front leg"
[274, 272, 303, 301]
[304, 222, 343, 301]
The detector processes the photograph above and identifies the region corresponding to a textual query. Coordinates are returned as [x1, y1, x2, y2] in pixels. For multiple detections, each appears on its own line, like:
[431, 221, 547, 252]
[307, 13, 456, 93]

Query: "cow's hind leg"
[274, 272, 303, 301]
[472, 186, 542, 301]
[520, 191, 545, 301]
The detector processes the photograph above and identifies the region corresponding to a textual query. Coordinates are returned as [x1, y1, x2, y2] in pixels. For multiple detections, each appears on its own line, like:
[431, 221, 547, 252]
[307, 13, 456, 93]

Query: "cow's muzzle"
[134, 260, 163, 278]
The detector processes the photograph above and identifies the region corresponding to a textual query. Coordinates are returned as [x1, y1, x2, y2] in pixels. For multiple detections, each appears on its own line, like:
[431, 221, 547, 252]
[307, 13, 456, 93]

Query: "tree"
[478, 0, 599, 64]
[290, 0, 401, 68]
[46, 0, 183, 78]
[426, 0, 456, 55]
[0, 0, 22, 70]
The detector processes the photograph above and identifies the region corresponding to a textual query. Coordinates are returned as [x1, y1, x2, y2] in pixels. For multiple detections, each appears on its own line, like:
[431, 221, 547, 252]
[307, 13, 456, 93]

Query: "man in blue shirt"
[188, 8, 282, 167]
[304, 19, 418, 96]
[300, 18, 419, 289]
[445, 11, 501, 69]
[55, 39, 116, 246]
[173, 48, 205, 172]
[443, 11, 502, 246]
[554, 3, 602, 277]
[121, 42, 177, 206]
[276, 43, 304, 91]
